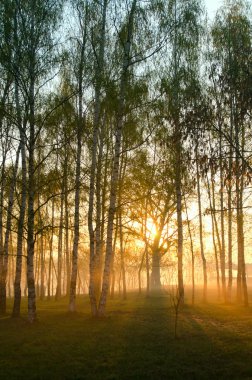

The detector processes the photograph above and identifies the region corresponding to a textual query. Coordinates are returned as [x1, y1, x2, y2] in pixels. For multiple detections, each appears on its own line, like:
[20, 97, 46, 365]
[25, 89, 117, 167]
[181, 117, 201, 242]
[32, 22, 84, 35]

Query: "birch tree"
[211, 0, 252, 305]
[4, 0, 64, 322]
[161, 0, 203, 300]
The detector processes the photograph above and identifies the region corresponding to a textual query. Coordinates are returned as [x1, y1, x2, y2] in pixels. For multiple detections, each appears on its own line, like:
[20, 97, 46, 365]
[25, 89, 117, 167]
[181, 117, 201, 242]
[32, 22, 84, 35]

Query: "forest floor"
[1, 290, 252, 379]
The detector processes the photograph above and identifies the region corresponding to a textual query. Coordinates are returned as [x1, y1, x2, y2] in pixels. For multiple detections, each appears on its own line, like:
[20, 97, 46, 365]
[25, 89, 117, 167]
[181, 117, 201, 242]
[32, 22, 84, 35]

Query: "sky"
[205, 0, 222, 18]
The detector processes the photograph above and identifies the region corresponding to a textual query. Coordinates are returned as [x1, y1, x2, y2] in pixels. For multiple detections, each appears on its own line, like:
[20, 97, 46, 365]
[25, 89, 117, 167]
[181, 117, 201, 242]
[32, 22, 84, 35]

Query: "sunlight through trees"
[0, 0, 251, 322]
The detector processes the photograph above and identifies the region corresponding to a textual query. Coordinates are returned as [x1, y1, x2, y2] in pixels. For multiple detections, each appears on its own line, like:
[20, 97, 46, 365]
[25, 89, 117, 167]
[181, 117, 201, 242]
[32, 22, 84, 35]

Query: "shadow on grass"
[1, 294, 252, 379]
[113, 293, 211, 380]
[113, 294, 252, 380]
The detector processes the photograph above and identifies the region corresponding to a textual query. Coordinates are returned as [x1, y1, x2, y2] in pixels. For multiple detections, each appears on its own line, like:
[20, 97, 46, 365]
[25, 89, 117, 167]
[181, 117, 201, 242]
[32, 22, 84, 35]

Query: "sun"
[146, 219, 157, 240]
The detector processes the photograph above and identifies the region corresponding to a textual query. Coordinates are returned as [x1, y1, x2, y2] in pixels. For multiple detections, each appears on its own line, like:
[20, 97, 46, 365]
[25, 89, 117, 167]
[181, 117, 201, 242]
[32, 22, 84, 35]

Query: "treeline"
[0, 0, 251, 322]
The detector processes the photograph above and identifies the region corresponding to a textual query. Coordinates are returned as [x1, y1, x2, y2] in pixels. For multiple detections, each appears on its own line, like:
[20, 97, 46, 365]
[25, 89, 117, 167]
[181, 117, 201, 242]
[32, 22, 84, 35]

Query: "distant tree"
[210, 0, 252, 305]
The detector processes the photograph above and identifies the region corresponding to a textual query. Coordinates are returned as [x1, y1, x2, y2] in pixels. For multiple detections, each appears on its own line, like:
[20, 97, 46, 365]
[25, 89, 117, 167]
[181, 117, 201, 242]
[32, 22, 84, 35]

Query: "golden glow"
[146, 219, 157, 240]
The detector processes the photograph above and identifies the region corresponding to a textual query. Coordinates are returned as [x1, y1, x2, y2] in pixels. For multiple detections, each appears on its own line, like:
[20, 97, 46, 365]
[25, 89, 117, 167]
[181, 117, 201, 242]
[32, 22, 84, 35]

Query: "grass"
[1, 290, 252, 379]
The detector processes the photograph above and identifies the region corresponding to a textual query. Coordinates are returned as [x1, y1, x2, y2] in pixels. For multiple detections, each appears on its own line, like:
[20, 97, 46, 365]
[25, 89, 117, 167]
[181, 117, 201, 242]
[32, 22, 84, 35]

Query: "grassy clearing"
[1, 291, 252, 379]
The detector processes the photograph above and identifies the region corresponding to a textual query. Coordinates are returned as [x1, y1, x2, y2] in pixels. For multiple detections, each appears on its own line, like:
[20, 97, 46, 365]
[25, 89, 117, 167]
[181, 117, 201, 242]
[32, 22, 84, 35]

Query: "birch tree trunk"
[64, 158, 70, 296]
[219, 131, 227, 302]
[47, 198, 54, 299]
[184, 195, 195, 305]
[227, 140, 233, 301]
[119, 210, 127, 299]
[144, 201, 150, 297]
[236, 120, 248, 306]
[176, 153, 184, 300]
[210, 166, 223, 281]
[110, 214, 119, 299]
[55, 182, 64, 300]
[118, 153, 127, 299]
[206, 174, 220, 298]
[68, 9, 87, 309]
[27, 127, 36, 322]
[27, 44, 37, 322]
[69, 117, 82, 311]
[227, 15, 233, 302]
[240, 128, 248, 306]
[0, 144, 20, 314]
[98, 0, 137, 316]
[173, 0, 184, 301]
[196, 146, 207, 302]
[0, 82, 10, 277]
[88, 0, 108, 316]
[12, 82, 27, 317]
[0, 140, 8, 313]
[40, 234, 45, 300]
